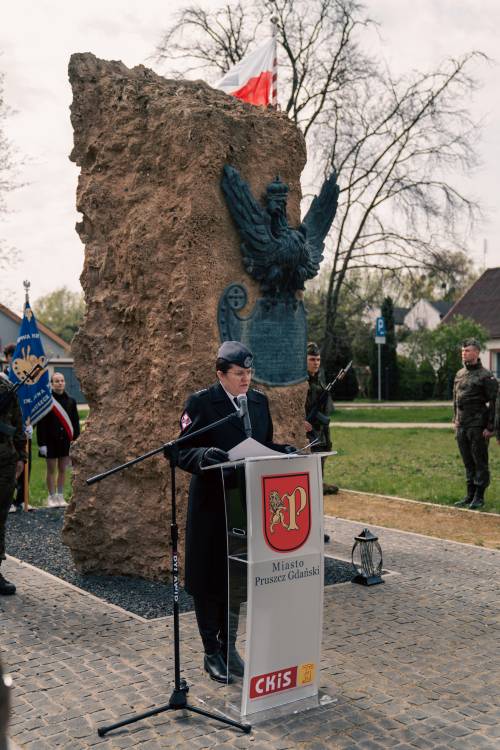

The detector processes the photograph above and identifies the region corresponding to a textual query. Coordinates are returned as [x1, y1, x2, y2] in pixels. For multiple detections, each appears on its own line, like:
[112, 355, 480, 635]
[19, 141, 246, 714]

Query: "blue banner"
[8, 302, 53, 426]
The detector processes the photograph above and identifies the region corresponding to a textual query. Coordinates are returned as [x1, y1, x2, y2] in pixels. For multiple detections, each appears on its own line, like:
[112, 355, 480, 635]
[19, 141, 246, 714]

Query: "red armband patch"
[180, 411, 192, 431]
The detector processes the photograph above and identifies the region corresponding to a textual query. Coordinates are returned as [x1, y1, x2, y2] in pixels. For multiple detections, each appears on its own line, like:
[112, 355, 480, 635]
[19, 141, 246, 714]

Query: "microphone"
[236, 394, 252, 437]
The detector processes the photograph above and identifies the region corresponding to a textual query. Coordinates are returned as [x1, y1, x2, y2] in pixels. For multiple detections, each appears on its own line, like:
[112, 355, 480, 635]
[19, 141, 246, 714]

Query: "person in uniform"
[3, 343, 33, 512]
[304, 342, 338, 497]
[0, 371, 26, 594]
[177, 341, 294, 683]
[495, 388, 500, 446]
[453, 338, 498, 510]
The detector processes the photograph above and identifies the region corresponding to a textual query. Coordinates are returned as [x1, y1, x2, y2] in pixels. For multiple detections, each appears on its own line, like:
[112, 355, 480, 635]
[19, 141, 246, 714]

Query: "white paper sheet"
[227, 437, 285, 461]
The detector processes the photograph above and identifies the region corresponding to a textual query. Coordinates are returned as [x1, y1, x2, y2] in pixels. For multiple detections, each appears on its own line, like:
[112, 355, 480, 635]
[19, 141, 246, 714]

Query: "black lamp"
[351, 528, 383, 586]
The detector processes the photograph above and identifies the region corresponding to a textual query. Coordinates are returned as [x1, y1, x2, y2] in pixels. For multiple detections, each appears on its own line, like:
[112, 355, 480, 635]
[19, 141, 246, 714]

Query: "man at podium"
[177, 341, 294, 684]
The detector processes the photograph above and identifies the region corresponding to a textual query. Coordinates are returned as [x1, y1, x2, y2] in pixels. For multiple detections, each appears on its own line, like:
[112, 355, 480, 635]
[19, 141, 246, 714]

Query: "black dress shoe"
[204, 652, 233, 684]
[0, 573, 16, 595]
[227, 647, 245, 677]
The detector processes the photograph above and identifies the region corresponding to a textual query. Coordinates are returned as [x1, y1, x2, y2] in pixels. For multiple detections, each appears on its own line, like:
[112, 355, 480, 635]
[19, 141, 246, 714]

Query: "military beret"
[217, 341, 254, 368]
[307, 342, 321, 356]
[462, 338, 481, 350]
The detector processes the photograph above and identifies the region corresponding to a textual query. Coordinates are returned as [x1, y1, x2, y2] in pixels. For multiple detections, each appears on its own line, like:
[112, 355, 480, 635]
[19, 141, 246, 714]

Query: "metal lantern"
[351, 528, 383, 586]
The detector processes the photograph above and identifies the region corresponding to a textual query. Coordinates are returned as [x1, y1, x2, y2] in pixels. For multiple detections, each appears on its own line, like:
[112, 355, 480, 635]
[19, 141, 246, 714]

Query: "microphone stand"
[88, 410, 251, 737]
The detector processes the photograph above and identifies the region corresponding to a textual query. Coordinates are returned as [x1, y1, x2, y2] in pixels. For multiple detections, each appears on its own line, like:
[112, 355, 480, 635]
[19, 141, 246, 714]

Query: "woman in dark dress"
[36, 372, 80, 508]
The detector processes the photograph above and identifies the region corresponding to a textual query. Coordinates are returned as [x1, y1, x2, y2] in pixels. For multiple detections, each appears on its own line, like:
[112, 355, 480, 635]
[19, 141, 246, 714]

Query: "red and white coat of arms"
[262, 472, 311, 552]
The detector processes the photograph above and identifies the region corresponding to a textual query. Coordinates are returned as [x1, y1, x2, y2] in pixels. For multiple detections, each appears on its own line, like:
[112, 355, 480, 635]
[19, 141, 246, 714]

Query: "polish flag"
[215, 37, 277, 107]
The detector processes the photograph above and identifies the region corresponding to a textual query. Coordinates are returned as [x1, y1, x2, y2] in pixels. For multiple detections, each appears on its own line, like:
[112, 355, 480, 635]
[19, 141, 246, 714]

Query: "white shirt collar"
[218, 380, 239, 410]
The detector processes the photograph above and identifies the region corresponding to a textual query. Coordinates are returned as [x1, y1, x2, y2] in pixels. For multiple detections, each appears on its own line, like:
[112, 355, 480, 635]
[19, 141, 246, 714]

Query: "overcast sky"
[0, 0, 498, 310]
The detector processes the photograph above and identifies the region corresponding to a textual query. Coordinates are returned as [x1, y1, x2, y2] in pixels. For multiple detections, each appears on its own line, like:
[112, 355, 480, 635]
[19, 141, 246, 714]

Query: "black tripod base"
[97, 681, 251, 737]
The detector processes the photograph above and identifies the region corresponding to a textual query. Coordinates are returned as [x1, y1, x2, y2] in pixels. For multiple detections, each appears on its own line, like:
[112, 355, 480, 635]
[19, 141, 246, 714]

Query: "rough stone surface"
[64, 53, 308, 579]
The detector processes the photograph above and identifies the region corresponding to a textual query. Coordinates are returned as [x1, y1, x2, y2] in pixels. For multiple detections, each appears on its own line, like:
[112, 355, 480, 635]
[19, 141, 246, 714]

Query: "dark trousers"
[13, 443, 32, 508]
[0, 462, 16, 563]
[193, 595, 240, 655]
[456, 426, 490, 488]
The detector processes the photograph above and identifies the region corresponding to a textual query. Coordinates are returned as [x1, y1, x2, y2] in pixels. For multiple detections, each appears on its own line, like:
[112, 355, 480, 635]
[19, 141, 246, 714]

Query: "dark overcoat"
[177, 381, 282, 600]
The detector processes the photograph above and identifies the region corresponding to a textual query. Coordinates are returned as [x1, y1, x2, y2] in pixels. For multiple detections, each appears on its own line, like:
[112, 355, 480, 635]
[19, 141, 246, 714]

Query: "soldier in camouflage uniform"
[495, 388, 500, 445]
[453, 339, 498, 510]
[0, 372, 26, 594]
[305, 342, 338, 495]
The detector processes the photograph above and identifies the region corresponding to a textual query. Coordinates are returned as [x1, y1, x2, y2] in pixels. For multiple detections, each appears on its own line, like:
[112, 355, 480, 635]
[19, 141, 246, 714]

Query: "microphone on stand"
[236, 394, 252, 437]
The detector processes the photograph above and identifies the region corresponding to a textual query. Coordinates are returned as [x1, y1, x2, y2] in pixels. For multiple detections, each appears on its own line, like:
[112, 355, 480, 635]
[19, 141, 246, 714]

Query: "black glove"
[200, 447, 230, 467]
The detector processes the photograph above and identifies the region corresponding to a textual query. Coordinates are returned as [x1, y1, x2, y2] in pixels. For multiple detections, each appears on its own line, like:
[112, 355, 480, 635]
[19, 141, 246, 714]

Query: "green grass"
[324, 426, 500, 513]
[332, 406, 452, 423]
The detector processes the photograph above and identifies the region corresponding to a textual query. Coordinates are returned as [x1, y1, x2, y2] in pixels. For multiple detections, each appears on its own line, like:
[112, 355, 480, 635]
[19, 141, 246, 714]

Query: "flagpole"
[23, 281, 31, 513]
[271, 16, 278, 109]
[23, 432, 30, 512]
[10, 279, 52, 512]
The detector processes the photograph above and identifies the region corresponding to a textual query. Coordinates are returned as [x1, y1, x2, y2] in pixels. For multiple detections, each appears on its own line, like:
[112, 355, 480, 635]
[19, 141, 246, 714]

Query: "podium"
[204, 450, 334, 723]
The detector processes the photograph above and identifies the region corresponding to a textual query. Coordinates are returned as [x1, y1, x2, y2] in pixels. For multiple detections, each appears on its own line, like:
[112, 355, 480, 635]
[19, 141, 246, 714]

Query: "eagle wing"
[300, 171, 340, 279]
[221, 165, 278, 282]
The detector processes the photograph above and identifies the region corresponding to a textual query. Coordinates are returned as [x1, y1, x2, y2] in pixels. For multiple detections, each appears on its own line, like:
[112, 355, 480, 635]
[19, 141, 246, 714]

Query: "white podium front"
[206, 451, 333, 723]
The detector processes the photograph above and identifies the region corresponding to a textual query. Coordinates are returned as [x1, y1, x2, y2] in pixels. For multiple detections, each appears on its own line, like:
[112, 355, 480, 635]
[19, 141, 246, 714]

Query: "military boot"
[469, 485, 486, 510]
[0, 572, 16, 595]
[323, 483, 338, 495]
[454, 482, 475, 508]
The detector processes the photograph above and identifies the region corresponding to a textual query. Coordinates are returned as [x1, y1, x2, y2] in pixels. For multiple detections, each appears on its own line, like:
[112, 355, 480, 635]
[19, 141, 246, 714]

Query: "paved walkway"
[332, 422, 451, 429]
[338, 403, 452, 409]
[1, 518, 499, 749]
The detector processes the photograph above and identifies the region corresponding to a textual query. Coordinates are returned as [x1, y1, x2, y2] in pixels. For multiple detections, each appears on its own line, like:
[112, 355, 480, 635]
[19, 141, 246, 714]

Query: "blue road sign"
[376, 317, 386, 337]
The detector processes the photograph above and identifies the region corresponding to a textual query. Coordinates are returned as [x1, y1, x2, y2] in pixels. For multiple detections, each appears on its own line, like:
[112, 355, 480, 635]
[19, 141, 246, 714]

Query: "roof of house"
[393, 307, 410, 325]
[429, 300, 453, 317]
[441, 267, 500, 338]
[0, 302, 71, 352]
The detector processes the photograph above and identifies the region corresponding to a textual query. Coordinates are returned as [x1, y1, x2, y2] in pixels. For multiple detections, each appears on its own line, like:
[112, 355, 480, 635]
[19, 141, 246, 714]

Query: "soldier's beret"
[462, 338, 481, 350]
[217, 341, 253, 369]
[307, 342, 321, 356]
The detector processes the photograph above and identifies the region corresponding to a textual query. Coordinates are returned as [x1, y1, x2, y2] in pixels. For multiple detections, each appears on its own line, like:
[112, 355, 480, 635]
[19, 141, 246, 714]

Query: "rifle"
[306, 360, 353, 430]
[0, 364, 43, 437]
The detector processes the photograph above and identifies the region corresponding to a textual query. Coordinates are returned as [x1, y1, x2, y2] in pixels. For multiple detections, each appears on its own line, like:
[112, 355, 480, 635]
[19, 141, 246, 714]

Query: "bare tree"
[154, 1, 486, 365]
[155, 0, 376, 135]
[319, 52, 484, 362]
[0, 66, 18, 275]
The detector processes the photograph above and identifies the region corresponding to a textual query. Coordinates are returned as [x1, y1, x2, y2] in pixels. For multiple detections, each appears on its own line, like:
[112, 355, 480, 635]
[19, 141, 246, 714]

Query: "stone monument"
[63, 53, 309, 580]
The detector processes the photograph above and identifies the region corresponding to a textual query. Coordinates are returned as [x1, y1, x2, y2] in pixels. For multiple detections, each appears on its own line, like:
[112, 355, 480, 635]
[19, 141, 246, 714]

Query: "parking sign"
[375, 317, 386, 345]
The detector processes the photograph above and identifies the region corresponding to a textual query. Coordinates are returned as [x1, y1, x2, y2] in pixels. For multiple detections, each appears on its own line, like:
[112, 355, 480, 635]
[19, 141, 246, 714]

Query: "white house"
[404, 299, 453, 331]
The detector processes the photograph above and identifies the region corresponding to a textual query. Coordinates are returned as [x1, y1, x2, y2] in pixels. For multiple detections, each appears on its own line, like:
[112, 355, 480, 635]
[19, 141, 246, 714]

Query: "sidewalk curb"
[337, 486, 498, 517]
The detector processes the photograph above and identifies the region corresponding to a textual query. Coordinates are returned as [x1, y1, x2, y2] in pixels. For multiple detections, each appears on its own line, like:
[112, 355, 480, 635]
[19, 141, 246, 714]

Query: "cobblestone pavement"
[1, 518, 499, 749]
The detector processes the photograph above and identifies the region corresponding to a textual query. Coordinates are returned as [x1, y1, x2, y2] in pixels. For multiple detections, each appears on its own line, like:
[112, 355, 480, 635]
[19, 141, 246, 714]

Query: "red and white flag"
[215, 37, 277, 107]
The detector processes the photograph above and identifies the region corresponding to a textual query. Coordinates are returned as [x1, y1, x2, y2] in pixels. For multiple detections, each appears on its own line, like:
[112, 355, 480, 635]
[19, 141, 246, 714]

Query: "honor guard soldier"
[0, 372, 26, 594]
[304, 342, 338, 495]
[177, 341, 294, 684]
[453, 338, 498, 510]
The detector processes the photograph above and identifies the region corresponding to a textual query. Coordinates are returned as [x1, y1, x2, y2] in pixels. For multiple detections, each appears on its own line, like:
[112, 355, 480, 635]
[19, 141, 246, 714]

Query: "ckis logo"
[249, 663, 316, 699]
[262, 472, 311, 552]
